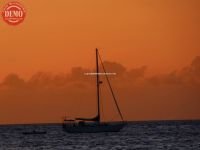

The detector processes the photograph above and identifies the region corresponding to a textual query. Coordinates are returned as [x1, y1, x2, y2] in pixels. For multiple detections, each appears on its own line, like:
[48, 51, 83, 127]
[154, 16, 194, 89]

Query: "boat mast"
[96, 48, 100, 122]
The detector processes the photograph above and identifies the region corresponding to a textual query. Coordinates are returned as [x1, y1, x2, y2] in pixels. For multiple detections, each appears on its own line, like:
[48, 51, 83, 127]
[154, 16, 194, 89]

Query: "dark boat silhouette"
[22, 130, 47, 135]
[62, 49, 126, 133]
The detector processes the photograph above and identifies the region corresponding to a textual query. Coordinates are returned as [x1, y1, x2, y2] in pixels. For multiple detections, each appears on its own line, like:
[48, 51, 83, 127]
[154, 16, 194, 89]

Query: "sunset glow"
[0, 0, 200, 124]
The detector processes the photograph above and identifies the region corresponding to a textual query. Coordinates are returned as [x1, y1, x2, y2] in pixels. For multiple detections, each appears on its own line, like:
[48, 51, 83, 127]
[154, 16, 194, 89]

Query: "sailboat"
[62, 48, 126, 133]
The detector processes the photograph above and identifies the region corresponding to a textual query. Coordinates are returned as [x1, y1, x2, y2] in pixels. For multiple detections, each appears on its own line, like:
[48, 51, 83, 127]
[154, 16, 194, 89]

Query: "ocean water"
[0, 120, 199, 150]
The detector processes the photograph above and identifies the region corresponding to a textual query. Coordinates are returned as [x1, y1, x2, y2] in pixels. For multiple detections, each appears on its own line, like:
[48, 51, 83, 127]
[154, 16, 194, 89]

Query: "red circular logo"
[2, 1, 26, 25]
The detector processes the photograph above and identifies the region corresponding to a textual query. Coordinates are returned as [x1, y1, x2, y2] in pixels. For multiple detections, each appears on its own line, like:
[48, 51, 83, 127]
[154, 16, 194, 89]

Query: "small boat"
[62, 48, 126, 133]
[22, 130, 47, 135]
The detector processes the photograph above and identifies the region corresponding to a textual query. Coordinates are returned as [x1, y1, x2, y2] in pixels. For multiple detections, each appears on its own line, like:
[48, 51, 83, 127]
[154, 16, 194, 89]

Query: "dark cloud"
[101, 61, 126, 76]
[147, 71, 181, 85]
[178, 56, 200, 85]
[1, 73, 25, 88]
[28, 72, 53, 87]
[127, 66, 147, 79]
[147, 56, 200, 86]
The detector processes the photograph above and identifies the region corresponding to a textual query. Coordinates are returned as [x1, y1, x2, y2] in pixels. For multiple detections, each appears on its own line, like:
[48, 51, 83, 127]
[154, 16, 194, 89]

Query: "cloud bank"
[0, 57, 200, 124]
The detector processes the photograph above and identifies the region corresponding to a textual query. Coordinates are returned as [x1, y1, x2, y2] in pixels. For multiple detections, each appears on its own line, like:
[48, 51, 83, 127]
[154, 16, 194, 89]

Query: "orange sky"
[0, 0, 200, 80]
[0, 0, 200, 124]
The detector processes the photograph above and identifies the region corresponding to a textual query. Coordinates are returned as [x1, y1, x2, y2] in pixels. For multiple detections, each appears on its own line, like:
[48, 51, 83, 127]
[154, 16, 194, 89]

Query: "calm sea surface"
[0, 120, 199, 150]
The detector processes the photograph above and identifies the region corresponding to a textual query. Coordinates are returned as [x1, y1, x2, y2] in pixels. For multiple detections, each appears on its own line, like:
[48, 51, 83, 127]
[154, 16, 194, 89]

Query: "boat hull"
[63, 122, 126, 133]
